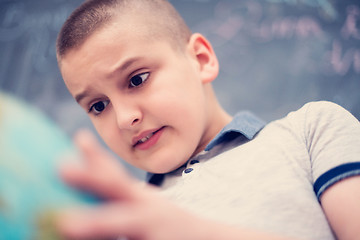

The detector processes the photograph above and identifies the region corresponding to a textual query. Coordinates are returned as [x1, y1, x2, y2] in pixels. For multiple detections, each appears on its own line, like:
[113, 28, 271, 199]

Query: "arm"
[299, 102, 360, 240]
[56, 130, 296, 240]
[320, 176, 360, 240]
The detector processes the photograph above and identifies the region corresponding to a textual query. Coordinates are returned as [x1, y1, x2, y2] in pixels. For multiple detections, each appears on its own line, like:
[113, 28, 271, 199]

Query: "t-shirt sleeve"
[300, 101, 360, 201]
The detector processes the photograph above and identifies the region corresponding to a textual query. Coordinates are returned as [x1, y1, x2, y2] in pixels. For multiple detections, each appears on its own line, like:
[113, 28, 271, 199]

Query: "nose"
[112, 99, 142, 130]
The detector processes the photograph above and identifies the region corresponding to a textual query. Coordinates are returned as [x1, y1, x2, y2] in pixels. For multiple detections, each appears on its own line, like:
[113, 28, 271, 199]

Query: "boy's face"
[60, 16, 216, 173]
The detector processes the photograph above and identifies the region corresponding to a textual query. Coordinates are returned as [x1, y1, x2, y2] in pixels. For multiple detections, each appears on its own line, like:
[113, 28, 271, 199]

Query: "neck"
[192, 84, 233, 156]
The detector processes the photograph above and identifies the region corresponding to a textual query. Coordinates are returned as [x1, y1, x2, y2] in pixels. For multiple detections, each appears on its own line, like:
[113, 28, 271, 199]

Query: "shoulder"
[280, 101, 359, 134]
[302, 100, 356, 119]
[289, 101, 360, 155]
[288, 100, 355, 120]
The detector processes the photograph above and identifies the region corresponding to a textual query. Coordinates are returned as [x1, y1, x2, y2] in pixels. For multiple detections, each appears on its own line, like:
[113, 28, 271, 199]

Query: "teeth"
[138, 133, 154, 143]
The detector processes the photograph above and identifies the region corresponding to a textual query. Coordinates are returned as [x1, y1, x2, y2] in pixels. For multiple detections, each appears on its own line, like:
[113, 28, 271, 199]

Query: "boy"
[56, 0, 360, 239]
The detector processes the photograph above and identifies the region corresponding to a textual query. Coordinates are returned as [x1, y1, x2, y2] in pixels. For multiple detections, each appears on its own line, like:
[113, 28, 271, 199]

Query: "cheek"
[148, 94, 203, 131]
[148, 78, 205, 118]
[151, 90, 207, 142]
[147, 77, 208, 139]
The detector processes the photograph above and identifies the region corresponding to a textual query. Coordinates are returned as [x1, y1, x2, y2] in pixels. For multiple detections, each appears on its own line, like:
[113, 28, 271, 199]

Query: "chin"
[145, 160, 185, 174]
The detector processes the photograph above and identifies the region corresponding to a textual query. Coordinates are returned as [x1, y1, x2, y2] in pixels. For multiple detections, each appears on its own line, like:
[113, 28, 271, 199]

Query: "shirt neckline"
[147, 111, 266, 185]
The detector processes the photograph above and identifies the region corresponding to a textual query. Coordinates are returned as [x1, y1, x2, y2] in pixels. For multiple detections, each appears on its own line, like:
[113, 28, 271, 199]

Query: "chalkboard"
[171, 0, 360, 120]
[1, 0, 359, 179]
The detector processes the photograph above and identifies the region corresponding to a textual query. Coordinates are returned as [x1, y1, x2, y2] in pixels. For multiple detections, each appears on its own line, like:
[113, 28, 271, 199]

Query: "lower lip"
[135, 127, 165, 151]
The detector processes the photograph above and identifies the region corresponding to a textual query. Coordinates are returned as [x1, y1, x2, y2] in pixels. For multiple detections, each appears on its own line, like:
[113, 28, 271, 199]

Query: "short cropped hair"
[56, 0, 192, 60]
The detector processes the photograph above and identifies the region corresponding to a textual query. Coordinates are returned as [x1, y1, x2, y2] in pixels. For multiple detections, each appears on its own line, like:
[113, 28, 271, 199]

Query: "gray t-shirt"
[151, 101, 360, 240]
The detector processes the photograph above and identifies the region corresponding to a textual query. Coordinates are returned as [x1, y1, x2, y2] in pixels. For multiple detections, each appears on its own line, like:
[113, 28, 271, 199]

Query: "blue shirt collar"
[205, 111, 266, 151]
[147, 111, 266, 185]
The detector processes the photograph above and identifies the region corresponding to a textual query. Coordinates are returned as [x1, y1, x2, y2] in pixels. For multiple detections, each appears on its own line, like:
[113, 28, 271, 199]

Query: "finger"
[56, 203, 141, 240]
[73, 129, 124, 172]
[59, 129, 138, 201]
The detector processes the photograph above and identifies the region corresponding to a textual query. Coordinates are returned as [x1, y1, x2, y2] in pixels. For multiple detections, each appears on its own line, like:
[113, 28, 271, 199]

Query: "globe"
[0, 93, 99, 240]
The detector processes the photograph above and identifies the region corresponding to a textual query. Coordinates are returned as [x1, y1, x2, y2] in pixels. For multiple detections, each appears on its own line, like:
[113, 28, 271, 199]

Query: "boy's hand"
[56, 130, 295, 240]
[56, 130, 210, 240]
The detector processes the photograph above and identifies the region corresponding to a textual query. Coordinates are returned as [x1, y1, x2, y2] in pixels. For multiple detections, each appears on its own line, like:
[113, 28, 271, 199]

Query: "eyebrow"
[75, 90, 90, 104]
[74, 56, 143, 104]
[107, 56, 143, 79]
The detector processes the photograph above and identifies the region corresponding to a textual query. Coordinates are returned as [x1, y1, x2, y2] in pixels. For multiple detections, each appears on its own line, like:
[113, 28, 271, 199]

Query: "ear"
[187, 33, 219, 84]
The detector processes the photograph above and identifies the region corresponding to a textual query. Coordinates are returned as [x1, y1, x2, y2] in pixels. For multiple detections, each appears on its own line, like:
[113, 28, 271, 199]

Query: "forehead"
[59, 16, 184, 90]
[92, 15, 158, 47]
[61, 17, 158, 65]
[61, 12, 175, 63]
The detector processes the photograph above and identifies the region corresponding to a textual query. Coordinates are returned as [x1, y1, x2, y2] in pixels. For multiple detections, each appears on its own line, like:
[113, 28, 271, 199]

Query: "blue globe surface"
[0, 93, 99, 240]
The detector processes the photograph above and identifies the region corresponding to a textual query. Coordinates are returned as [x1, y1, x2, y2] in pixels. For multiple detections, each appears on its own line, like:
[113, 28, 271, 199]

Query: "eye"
[89, 100, 109, 115]
[129, 72, 149, 88]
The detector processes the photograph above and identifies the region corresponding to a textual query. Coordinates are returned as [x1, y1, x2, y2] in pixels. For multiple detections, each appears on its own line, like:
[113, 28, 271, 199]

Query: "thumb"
[59, 129, 138, 201]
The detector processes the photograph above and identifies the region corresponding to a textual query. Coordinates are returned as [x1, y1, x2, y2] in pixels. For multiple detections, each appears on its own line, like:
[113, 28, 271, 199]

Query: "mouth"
[133, 127, 165, 149]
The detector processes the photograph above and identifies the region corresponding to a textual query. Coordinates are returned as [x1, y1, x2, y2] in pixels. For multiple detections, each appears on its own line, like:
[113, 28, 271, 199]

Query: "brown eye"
[129, 72, 149, 87]
[89, 100, 109, 115]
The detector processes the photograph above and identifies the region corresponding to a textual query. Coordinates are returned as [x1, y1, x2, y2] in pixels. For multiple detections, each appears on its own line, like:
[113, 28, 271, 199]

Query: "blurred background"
[1, 0, 359, 179]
